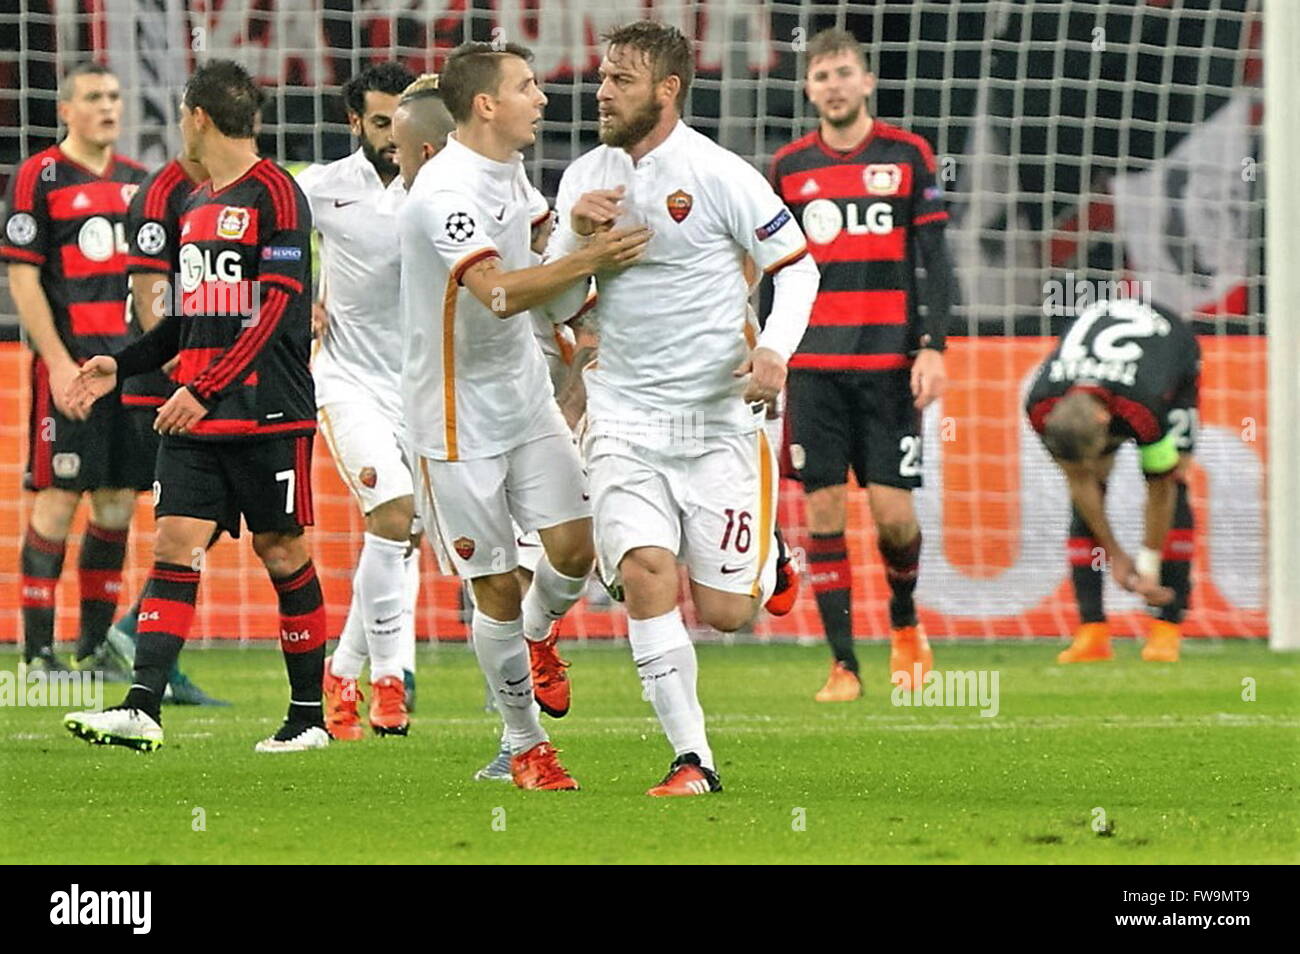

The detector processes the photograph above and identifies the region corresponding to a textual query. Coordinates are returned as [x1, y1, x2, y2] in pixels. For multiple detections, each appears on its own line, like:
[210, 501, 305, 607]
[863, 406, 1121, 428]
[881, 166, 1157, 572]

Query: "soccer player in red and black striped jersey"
[1, 62, 150, 676]
[62, 60, 329, 753]
[770, 30, 956, 701]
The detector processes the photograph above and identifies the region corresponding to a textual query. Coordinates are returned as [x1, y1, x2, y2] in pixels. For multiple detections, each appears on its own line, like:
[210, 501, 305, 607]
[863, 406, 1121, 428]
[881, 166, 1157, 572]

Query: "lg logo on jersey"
[178, 244, 243, 292]
[801, 199, 893, 244]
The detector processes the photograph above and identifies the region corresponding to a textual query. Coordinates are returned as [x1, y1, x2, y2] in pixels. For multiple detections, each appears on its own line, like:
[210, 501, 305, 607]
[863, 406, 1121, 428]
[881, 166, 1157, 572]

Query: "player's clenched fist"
[583, 224, 652, 270]
[572, 186, 625, 235]
[65, 355, 118, 421]
[734, 346, 787, 404]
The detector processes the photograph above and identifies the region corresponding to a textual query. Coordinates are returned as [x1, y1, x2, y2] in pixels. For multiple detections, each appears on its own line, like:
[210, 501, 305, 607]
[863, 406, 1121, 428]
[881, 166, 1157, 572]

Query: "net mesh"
[0, 0, 1266, 643]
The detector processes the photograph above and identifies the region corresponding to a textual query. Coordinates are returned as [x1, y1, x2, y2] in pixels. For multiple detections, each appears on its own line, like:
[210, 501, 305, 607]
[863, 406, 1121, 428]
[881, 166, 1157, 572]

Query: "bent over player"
[1025, 296, 1199, 663]
[770, 29, 955, 701]
[63, 60, 329, 752]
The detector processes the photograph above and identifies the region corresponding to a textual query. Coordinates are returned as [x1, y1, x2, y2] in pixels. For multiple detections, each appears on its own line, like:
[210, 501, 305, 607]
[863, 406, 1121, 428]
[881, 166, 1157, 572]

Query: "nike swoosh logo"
[375, 613, 401, 624]
[334, 199, 358, 208]
[493, 206, 507, 221]
[516, 538, 540, 548]
[505, 675, 529, 687]
[720, 564, 746, 575]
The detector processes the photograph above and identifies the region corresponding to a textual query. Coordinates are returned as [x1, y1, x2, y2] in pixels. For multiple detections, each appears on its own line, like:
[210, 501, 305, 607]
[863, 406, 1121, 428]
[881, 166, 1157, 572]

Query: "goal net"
[0, 0, 1266, 645]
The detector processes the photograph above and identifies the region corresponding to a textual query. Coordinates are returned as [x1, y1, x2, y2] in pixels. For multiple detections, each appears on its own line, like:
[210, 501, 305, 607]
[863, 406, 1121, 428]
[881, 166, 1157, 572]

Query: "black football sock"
[808, 532, 857, 671]
[21, 526, 66, 662]
[75, 523, 128, 660]
[1068, 503, 1106, 624]
[273, 561, 327, 727]
[1157, 480, 1194, 625]
[878, 530, 921, 630]
[122, 563, 199, 721]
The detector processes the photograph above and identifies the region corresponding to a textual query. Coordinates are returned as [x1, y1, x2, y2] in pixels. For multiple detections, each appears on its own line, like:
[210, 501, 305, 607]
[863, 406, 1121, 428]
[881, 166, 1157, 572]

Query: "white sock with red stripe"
[358, 533, 406, 682]
[472, 610, 547, 755]
[628, 608, 713, 771]
[332, 588, 367, 680]
[521, 555, 587, 641]
[401, 547, 420, 673]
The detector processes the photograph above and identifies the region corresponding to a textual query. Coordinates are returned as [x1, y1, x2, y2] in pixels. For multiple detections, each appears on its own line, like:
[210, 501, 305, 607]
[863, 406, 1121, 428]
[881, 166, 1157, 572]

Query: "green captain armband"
[1139, 431, 1180, 475]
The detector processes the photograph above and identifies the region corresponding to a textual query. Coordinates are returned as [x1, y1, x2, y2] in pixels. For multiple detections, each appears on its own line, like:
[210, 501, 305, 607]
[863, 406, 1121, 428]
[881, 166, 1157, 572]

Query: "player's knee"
[620, 548, 674, 587]
[88, 489, 135, 530]
[697, 596, 754, 633]
[366, 496, 414, 541]
[876, 519, 918, 550]
[30, 489, 80, 540]
[471, 572, 522, 620]
[805, 485, 847, 533]
[549, 536, 595, 579]
[253, 530, 309, 577]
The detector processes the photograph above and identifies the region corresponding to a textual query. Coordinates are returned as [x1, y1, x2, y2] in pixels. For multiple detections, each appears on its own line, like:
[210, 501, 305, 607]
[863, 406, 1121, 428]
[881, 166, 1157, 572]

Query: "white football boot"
[64, 707, 164, 752]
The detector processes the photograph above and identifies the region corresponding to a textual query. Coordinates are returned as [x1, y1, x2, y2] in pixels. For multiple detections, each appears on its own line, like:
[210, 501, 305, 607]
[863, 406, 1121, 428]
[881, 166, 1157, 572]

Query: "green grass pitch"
[2, 640, 1296, 864]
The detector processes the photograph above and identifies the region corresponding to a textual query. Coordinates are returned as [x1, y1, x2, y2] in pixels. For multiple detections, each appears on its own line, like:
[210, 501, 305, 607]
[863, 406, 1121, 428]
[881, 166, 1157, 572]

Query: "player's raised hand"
[154, 386, 209, 436]
[64, 355, 118, 421]
[1110, 550, 1174, 606]
[572, 186, 625, 236]
[584, 224, 652, 271]
[911, 347, 947, 409]
[735, 346, 787, 404]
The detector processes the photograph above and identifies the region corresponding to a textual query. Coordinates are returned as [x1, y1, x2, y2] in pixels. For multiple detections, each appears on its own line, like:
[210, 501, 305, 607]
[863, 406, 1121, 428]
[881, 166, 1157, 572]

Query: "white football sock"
[332, 586, 367, 680]
[472, 610, 547, 755]
[522, 555, 588, 641]
[401, 546, 420, 673]
[358, 533, 407, 681]
[628, 608, 713, 770]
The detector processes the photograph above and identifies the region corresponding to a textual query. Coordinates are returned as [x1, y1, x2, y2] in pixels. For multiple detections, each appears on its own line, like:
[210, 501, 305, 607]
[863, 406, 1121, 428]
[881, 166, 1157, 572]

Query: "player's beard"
[362, 137, 399, 180]
[824, 100, 865, 129]
[600, 94, 662, 149]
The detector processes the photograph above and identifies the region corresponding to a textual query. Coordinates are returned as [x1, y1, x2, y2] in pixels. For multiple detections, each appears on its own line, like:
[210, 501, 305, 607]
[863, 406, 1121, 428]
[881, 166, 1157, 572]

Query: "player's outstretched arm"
[460, 225, 650, 319]
[65, 356, 118, 421]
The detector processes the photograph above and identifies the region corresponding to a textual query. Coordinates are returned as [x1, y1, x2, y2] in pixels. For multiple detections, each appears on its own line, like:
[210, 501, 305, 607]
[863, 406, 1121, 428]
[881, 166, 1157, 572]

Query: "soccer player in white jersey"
[296, 63, 435, 739]
[399, 41, 650, 789]
[543, 21, 820, 796]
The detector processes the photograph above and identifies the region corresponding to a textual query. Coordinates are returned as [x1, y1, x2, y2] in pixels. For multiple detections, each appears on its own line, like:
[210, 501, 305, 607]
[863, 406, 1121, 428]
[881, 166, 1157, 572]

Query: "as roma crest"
[453, 536, 476, 559]
[665, 189, 693, 223]
[358, 466, 377, 489]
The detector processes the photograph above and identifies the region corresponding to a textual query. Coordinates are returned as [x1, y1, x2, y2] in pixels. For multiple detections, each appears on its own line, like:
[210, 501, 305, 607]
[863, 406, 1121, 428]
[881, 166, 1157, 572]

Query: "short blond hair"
[401, 73, 441, 101]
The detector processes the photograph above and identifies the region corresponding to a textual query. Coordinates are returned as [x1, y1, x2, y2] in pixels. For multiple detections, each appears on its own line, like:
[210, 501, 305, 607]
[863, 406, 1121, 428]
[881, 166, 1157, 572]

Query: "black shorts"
[786, 368, 922, 492]
[153, 434, 315, 538]
[25, 358, 156, 493]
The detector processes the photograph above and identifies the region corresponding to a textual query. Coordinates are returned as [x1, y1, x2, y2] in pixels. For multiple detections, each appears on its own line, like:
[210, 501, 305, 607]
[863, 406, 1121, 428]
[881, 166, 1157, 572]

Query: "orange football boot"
[646, 753, 722, 797]
[889, 625, 934, 690]
[1142, 619, 1182, 662]
[1057, 622, 1113, 663]
[814, 660, 862, 702]
[764, 528, 800, 616]
[511, 740, 579, 790]
[528, 623, 572, 718]
[323, 655, 364, 741]
[369, 675, 410, 736]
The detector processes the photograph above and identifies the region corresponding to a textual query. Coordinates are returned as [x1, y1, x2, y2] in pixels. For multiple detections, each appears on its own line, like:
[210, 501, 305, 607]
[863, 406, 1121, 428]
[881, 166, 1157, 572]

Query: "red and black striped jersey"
[123, 159, 203, 405]
[1, 145, 146, 362]
[769, 122, 947, 372]
[118, 158, 315, 441]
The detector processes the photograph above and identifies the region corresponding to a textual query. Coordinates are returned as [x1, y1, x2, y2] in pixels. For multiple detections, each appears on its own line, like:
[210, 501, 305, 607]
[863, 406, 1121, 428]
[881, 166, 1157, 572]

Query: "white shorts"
[318, 400, 416, 515]
[585, 429, 779, 598]
[417, 431, 590, 580]
[516, 528, 545, 575]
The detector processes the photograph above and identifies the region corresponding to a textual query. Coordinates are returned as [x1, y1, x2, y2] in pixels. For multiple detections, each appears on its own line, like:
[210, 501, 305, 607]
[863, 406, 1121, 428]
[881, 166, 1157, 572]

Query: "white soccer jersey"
[548, 121, 808, 451]
[297, 149, 405, 421]
[399, 135, 566, 461]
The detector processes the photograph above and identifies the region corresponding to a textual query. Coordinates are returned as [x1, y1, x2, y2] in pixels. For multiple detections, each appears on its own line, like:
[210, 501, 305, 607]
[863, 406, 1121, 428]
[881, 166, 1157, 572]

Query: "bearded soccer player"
[296, 62, 426, 739]
[770, 29, 955, 701]
[109, 140, 232, 707]
[544, 21, 819, 796]
[63, 59, 328, 752]
[1026, 297, 1198, 663]
[2, 63, 148, 678]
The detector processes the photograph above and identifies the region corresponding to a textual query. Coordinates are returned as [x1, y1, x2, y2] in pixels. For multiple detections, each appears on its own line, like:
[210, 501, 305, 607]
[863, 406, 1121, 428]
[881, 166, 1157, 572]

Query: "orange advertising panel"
[0, 336, 1266, 643]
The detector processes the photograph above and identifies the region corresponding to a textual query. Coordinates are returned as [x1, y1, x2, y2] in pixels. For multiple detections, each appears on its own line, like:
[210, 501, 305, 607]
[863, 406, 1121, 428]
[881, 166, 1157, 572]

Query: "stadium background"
[0, 0, 1265, 644]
